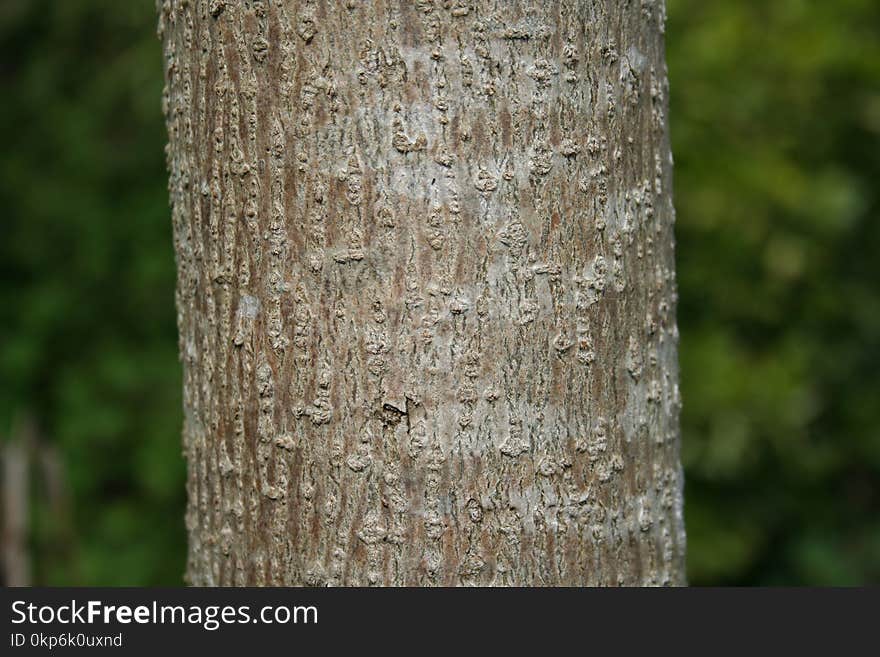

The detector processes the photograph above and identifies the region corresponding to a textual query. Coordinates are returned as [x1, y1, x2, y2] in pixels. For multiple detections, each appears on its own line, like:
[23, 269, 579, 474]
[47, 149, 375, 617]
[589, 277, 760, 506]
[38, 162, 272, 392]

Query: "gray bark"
[159, 0, 686, 586]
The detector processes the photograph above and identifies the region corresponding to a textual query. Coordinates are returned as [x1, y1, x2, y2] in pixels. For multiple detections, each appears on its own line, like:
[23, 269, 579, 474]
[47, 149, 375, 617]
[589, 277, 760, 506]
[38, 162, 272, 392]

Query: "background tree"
[158, 0, 685, 586]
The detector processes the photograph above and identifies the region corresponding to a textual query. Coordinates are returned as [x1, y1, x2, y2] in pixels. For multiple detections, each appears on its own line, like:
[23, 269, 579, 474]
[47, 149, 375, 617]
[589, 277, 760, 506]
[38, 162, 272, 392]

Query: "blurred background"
[1, 0, 878, 586]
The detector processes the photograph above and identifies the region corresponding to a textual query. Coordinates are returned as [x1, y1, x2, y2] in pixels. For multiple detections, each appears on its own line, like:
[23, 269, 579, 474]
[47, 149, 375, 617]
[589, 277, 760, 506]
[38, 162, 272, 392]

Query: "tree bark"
[159, 0, 685, 586]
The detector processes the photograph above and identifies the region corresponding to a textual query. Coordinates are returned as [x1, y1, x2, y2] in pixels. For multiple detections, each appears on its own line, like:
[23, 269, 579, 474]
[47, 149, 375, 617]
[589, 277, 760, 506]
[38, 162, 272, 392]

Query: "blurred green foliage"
[0, 0, 184, 585]
[669, 0, 880, 583]
[1, 0, 877, 585]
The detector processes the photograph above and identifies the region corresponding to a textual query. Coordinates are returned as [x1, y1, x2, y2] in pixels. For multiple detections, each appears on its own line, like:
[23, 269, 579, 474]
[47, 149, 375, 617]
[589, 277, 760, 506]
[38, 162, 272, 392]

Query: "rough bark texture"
[159, 0, 686, 586]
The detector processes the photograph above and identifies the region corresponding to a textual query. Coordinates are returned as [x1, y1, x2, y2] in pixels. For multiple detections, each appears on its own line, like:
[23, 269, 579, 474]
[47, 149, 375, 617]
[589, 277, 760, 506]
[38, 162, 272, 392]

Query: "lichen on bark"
[159, 0, 686, 586]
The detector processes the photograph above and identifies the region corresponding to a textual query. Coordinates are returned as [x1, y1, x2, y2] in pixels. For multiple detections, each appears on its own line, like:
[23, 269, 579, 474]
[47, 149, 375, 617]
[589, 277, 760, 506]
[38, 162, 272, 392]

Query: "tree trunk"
[158, 0, 685, 586]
